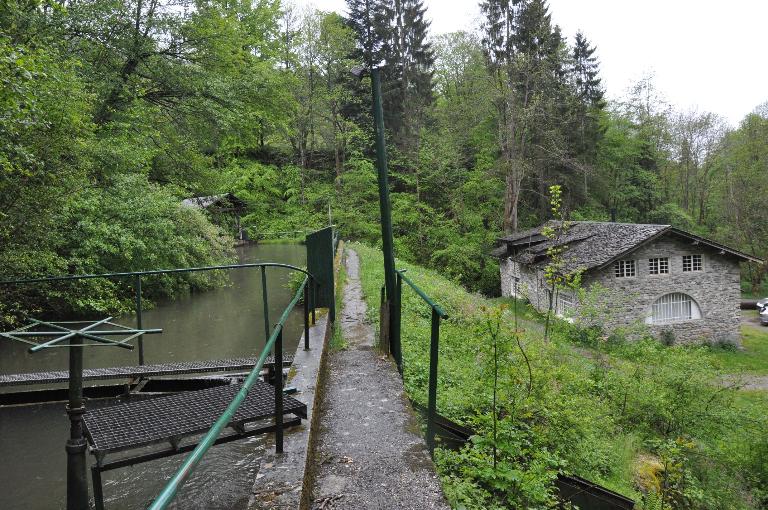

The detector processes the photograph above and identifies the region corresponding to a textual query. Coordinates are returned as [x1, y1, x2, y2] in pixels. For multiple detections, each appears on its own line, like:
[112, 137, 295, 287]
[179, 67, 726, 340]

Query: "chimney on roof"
[610, 208, 617, 222]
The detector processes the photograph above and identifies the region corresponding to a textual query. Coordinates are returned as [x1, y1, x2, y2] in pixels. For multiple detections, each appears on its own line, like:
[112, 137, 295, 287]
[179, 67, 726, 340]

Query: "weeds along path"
[309, 249, 448, 510]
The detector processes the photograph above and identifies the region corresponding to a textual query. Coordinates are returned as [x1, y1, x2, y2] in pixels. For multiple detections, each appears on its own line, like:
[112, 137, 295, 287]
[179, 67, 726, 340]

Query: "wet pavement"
[309, 250, 448, 510]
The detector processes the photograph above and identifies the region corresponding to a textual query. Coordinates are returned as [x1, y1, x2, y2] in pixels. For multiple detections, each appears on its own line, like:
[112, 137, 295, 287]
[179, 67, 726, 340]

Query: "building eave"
[595, 226, 763, 271]
[667, 228, 763, 264]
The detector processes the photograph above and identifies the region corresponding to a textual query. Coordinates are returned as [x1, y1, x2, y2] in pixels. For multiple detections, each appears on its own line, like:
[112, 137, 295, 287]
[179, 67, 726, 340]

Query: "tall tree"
[667, 110, 727, 223]
[346, 0, 434, 155]
[709, 108, 768, 292]
[480, 0, 567, 232]
[569, 30, 605, 196]
[345, 0, 383, 69]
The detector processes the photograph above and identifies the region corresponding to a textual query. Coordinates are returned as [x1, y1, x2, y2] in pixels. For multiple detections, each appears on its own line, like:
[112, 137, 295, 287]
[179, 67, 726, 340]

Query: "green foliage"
[0, 175, 234, 324]
[352, 243, 765, 509]
[3, 1, 768, 505]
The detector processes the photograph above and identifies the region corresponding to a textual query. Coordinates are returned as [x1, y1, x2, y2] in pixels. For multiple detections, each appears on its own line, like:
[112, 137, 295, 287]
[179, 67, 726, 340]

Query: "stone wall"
[499, 259, 577, 317]
[499, 235, 743, 345]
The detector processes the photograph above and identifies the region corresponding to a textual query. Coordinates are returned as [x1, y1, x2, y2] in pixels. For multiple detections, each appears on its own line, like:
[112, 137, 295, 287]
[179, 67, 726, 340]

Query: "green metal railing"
[0, 262, 316, 510]
[393, 269, 449, 454]
[0, 262, 315, 367]
[148, 275, 311, 510]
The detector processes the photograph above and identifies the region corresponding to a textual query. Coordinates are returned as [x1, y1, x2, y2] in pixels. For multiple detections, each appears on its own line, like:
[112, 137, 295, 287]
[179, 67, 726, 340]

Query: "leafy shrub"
[659, 327, 676, 346]
[0, 175, 234, 325]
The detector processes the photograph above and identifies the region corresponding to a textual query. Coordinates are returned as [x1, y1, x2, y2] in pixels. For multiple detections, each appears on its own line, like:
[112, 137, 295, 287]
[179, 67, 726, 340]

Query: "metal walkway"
[85, 381, 306, 456]
[85, 380, 307, 510]
[0, 355, 294, 387]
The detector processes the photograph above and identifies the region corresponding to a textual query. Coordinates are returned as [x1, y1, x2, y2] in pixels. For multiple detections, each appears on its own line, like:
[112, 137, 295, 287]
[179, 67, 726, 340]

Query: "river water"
[0, 243, 306, 510]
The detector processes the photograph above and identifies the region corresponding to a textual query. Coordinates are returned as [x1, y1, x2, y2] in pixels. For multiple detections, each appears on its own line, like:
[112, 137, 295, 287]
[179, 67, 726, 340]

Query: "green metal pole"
[394, 271, 403, 372]
[66, 340, 88, 510]
[311, 282, 316, 325]
[261, 266, 270, 345]
[135, 275, 144, 365]
[274, 328, 284, 454]
[426, 309, 440, 455]
[304, 283, 310, 351]
[371, 68, 397, 343]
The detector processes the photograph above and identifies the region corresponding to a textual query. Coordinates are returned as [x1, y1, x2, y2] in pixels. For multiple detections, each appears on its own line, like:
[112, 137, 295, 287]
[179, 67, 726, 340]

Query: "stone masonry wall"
[500, 235, 743, 345]
[500, 257, 548, 310]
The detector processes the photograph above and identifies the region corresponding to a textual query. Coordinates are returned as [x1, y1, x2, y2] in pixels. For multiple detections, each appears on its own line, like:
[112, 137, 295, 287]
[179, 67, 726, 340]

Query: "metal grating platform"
[0, 355, 293, 387]
[84, 380, 306, 454]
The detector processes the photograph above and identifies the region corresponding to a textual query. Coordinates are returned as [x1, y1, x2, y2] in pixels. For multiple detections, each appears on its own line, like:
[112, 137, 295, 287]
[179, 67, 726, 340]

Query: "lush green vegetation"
[3, 1, 768, 507]
[711, 318, 768, 376]
[5, 0, 768, 318]
[352, 243, 767, 510]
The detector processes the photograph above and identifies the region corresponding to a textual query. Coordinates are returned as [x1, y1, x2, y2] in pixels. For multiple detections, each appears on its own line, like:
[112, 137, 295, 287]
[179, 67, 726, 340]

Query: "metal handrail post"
[311, 281, 316, 325]
[393, 272, 403, 372]
[261, 266, 270, 344]
[426, 309, 440, 455]
[304, 282, 310, 350]
[275, 327, 284, 454]
[135, 275, 144, 365]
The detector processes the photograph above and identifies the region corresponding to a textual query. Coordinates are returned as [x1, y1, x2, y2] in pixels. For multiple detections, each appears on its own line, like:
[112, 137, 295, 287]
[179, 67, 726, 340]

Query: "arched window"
[648, 293, 702, 324]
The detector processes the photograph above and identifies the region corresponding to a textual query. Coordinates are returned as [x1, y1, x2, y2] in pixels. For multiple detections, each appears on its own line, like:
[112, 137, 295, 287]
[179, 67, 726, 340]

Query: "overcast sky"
[292, 0, 768, 127]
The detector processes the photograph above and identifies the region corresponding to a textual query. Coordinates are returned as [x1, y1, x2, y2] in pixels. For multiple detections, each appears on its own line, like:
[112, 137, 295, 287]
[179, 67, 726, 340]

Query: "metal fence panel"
[306, 227, 335, 321]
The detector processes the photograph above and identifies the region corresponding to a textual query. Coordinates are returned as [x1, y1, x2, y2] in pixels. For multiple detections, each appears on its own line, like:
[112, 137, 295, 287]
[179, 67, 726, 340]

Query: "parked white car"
[758, 299, 768, 326]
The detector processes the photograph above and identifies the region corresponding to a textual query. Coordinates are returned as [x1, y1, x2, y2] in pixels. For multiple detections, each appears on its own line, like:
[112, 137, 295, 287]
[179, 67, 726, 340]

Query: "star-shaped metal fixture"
[0, 317, 162, 352]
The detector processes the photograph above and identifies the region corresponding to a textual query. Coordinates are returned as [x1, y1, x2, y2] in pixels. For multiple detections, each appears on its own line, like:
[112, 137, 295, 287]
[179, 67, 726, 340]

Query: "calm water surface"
[0, 243, 306, 510]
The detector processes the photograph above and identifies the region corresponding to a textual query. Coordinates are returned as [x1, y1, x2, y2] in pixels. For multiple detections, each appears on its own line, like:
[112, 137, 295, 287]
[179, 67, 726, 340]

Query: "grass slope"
[350, 243, 768, 510]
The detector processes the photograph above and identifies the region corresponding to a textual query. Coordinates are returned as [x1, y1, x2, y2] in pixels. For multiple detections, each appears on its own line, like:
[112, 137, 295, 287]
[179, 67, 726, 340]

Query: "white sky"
[292, 0, 768, 127]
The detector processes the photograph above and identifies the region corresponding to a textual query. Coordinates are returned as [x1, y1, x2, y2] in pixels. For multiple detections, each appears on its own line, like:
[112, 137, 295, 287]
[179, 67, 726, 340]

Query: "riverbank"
[351, 243, 767, 510]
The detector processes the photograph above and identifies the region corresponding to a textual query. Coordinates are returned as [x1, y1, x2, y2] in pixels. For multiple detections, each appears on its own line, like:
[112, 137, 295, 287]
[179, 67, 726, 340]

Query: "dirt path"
[722, 374, 768, 391]
[741, 311, 764, 330]
[309, 249, 448, 510]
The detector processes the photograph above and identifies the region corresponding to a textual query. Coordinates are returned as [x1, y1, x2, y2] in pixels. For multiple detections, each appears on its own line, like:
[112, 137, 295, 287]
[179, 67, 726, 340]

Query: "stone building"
[492, 221, 762, 344]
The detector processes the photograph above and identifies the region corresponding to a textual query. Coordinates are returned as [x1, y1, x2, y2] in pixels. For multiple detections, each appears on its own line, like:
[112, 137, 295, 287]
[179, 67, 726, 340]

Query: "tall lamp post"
[353, 65, 401, 368]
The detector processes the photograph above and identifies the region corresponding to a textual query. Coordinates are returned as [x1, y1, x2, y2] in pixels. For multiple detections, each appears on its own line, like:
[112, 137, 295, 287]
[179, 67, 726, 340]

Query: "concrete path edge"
[247, 242, 344, 509]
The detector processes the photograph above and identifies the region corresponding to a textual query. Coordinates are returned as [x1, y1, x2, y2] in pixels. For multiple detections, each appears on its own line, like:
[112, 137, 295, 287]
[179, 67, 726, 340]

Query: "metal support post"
[393, 272, 403, 372]
[304, 283, 310, 351]
[66, 341, 88, 510]
[92, 467, 105, 510]
[371, 68, 397, 349]
[274, 328, 284, 454]
[426, 309, 440, 455]
[311, 282, 316, 325]
[261, 266, 270, 343]
[135, 275, 144, 365]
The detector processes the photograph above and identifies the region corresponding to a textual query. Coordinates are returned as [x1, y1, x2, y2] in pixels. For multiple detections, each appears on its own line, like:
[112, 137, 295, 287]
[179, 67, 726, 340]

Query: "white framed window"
[648, 292, 702, 324]
[614, 260, 636, 278]
[682, 254, 703, 272]
[557, 293, 576, 316]
[649, 257, 669, 275]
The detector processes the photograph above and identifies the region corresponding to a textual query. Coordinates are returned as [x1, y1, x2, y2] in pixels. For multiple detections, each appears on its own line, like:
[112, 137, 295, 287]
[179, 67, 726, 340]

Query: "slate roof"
[181, 193, 245, 211]
[495, 221, 761, 273]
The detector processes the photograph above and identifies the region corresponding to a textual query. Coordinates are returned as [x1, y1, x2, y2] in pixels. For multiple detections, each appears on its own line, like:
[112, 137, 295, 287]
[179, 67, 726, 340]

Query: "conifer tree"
[345, 0, 434, 155]
[569, 30, 605, 196]
[572, 31, 604, 108]
[345, 0, 384, 68]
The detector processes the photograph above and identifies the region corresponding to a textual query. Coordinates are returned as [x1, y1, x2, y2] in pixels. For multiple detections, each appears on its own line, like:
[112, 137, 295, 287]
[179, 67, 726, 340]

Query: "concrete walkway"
[310, 249, 448, 510]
